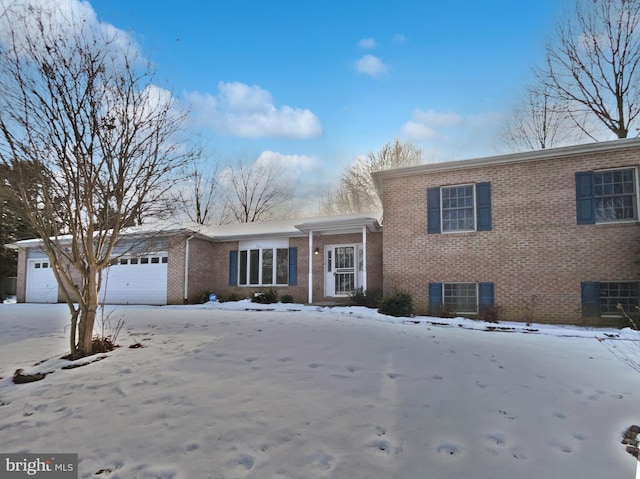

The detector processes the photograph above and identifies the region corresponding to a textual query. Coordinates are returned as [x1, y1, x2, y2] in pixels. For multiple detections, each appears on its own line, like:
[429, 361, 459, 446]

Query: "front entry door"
[325, 245, 357, 297]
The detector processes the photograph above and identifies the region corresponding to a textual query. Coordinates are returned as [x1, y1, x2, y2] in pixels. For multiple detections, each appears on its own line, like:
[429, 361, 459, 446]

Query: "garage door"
[26, 259, 58, 303]
[99, 254, 168, 305]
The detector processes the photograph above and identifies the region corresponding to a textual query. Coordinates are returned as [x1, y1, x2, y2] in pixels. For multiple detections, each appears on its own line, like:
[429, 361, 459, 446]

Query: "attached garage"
[99, 254, 168, 305]
[25, 258, 58, 303]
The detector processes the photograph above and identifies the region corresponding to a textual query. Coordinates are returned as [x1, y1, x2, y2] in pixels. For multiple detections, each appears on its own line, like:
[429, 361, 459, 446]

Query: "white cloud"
[402, 121, 442, 141]
[0, 0, 139, 61]
[255, 151, 321, 175]
[401, 108, 505, 160]
[353, 55, 389, 79]
[392, 33, 406, 44]
[402, 109, 464, 140]
[358, 38, 376, 49]
[185, 82, 323, 139]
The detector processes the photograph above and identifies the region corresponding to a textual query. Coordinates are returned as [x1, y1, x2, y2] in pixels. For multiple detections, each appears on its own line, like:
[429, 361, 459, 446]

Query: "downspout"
[308, 230, 313, 304]
[184, 235, 195, 304]
[362, 225, 367, 292]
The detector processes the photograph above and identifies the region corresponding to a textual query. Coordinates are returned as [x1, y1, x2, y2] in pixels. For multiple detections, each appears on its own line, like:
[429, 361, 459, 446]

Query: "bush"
[349, 287, 382, 308]
[280, 294, 294, 303]
[221, 292, 240, 303]
[429, 304, 455, 318]
[196, 289, 216, 304]
[479, 304, 501, 323]
[378, 291, 414, 317]
[252, 288, 278, 304]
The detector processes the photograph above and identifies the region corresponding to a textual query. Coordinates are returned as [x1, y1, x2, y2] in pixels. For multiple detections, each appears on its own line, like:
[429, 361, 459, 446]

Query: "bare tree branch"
[323, 139, 423, 214]
[0, 2, 191, 357]
[219, 156, 293, 223]
[539, 0, 640, 139]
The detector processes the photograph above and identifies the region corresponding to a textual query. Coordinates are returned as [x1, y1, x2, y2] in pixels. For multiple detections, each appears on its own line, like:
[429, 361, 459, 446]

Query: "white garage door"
[100, 254, 168, 305]
[26, 259, 58, 303]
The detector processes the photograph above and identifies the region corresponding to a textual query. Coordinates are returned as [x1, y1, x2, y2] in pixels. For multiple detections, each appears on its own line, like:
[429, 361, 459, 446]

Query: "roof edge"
[372, 138, 640, 188]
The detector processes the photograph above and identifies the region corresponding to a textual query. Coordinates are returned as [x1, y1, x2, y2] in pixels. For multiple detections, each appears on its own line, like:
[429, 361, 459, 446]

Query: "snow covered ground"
[0, 301, 638, 479]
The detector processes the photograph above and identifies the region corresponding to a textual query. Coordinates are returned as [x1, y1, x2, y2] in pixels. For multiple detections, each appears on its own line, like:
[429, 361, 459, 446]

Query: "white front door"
[325, 245, 359, 297]
[26, 259, 58, 303]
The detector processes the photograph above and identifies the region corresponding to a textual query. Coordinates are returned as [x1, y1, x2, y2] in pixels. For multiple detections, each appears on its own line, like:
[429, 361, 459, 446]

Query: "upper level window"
[594, 169, 637, 222]
[442, 185, 475, 232]
[576, 168, 638, 225]
[428, 182, 491, 234]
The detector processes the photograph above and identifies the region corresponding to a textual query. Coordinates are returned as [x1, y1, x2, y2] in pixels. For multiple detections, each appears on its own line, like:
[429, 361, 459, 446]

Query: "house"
[12, 138, 640, 325]
[13, 213, 383, 306]
[372, 138, 640, 325]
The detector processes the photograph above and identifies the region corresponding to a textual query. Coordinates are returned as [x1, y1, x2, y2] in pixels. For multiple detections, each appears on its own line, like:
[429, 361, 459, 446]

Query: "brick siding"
[379, 145, 640, 324]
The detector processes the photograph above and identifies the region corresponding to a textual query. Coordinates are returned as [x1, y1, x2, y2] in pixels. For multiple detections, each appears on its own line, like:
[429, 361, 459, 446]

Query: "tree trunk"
[69, 309, 79, 355]
[77, 271, 99, 357]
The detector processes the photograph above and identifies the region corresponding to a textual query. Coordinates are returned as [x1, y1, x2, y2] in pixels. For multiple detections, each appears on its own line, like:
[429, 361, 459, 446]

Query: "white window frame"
[441, 184, 476, 233]
[237, 239, 290, 287]
[593, 167, 639, 224]
[443, 282, 478, 314]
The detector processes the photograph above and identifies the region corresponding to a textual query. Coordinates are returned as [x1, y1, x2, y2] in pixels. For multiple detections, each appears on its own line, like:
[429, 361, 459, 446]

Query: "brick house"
[372, 138, 640, 325]
[13, 213, 382, 306]
[12, 138, 640, 325]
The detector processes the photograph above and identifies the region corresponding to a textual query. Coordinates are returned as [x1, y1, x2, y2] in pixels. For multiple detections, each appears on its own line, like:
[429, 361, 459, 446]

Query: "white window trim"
[593, 166, 639, 225]
[441, 183, 477, 233]
[443, 282, 479, 314]
[238, 247, 289, 287]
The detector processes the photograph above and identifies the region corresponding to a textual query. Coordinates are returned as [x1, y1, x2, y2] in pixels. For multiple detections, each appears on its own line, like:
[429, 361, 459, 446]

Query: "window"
[429, 282, 494, 314]
[576, 168, 638, 224]
[594, 169, 637, 222]
[582, 281, 640, 316]
[238, 248, 289, 286]
[444, 283, 478, 313]
[442, 185, 475, 232]
[601, 282, 639, 314]
[428, 182, 491, 234]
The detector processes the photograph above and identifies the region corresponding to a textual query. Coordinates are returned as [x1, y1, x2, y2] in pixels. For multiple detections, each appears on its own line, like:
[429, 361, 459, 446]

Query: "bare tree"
[177, 157, 220, 226]
[0, 2, 190, 357]
[539, 0, 640, 139]
[499, 86, 584, 152]
[323, 139, 423, 214]
[219, 157, 293, 223]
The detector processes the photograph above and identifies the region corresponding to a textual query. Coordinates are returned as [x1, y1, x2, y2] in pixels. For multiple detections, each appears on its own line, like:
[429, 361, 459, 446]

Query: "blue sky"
[82, 1, 566, 207]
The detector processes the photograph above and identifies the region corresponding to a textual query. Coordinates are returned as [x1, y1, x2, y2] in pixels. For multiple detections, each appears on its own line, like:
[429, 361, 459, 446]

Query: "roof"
[372, 138, 640, 195]
[200, 212, 382, 241]
[9, 212, 383, 248]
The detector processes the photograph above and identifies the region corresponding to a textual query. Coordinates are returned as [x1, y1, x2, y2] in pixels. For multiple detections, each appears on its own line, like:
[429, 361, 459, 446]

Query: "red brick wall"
[201, 232, 382, 304]
[380, 147, 640, 324]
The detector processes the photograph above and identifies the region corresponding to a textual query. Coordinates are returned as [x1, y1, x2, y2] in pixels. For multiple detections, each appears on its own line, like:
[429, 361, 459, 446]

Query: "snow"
[0, 301, 638, 479]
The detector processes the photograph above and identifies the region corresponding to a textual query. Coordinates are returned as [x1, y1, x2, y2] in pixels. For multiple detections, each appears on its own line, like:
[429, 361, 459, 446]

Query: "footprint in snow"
[310, 450, 335, 471]
[436, 443, 462, 456]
